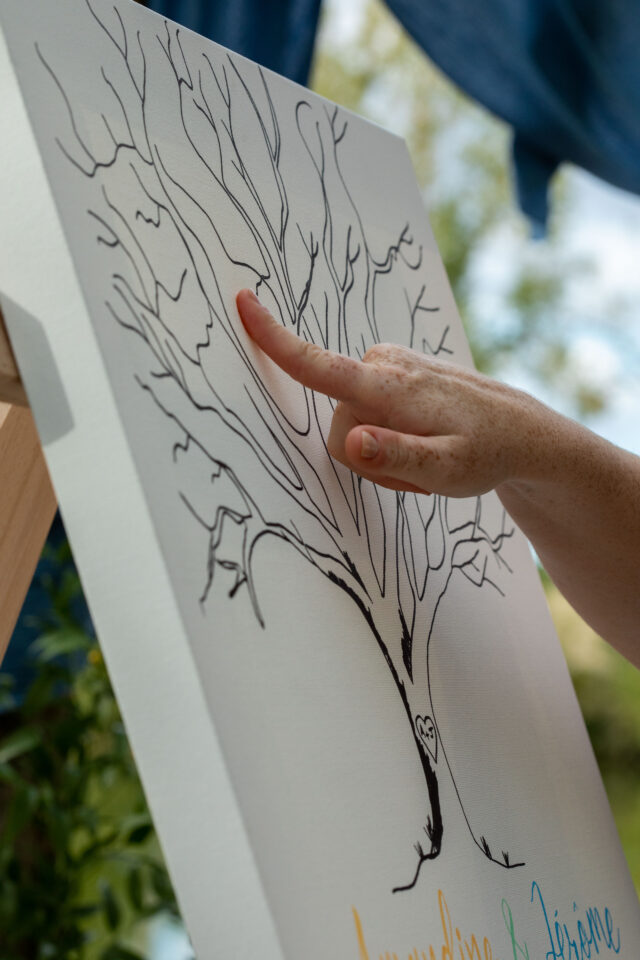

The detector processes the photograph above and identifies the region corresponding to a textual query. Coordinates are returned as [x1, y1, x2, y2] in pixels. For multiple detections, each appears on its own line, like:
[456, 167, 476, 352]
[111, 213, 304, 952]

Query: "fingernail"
[246, 289, 259, 303]
[360, 430, 379, 459]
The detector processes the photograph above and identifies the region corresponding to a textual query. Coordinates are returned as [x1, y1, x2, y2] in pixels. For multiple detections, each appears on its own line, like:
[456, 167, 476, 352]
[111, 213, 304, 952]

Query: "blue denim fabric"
[147, 0, 640, 228]
[147, 0, 322, 87]
[386, 0, 640, 226]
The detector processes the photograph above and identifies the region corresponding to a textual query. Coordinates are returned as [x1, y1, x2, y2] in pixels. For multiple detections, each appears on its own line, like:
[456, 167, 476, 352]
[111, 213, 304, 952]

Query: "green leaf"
[47, 806, 71, 852]
[1, 787, 37, 843]
[76, 828, 119, 864]
[100, 946, 145, 960]
[0, 674, 16, 712]
[127, 823, 153, 845]
[0, 726, 42, 765]
[30, 629, 92, 662]
[99, 880, 121, 931]
[55, 567, 83, 610]
[150, 865, 174, 903]
[24, 665, 68, 712]
[126, 867, 144, 912]
[0, 761, 25, 787]
[70, 902, 101, 918]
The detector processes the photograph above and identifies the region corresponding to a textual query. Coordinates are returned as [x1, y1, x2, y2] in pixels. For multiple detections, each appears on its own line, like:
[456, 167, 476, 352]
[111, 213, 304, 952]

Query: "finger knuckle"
[291, 338, 322, 373]
[362, 342, 394, 364]
[301, 339, 323, 363]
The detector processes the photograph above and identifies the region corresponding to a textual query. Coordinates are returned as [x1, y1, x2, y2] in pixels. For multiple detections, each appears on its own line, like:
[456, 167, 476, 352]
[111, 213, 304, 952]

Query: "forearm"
[497, 412, 640, 665]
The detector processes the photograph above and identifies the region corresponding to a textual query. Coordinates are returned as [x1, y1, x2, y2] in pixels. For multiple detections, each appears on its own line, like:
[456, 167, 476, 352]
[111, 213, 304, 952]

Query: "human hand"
[237, 288, 640, 659]
[236, 289, 550, 499]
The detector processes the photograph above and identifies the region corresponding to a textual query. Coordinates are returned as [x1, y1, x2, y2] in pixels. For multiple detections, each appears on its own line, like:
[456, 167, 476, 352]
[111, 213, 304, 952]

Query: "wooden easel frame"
[0, 305, 57, 664]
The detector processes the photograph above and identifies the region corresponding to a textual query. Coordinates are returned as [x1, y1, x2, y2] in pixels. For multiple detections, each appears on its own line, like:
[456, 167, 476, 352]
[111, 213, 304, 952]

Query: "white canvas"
[0, 1, 638, 956]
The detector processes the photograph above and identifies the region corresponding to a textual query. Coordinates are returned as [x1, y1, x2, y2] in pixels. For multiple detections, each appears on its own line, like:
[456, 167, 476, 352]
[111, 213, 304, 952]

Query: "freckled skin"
[237, 289, 640, 666]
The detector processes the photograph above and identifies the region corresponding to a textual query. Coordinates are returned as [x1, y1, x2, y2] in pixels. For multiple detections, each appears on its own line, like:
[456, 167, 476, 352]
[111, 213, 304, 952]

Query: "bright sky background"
[151, 916, 193, 959]
[559, 171, 640, 455]
[471, 166, 640, 455]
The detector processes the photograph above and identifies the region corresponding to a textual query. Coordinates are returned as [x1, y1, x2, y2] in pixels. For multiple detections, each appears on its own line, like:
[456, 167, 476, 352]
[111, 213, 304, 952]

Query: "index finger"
[236, 289, 367, 403]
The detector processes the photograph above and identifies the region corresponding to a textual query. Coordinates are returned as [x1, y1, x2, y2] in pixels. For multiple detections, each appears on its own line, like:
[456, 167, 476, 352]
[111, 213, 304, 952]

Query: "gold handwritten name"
[353, 889, 497, 960]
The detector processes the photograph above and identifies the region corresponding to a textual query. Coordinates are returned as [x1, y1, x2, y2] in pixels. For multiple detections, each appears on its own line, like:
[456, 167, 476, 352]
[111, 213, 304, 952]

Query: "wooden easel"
[0, 306, 57, 664]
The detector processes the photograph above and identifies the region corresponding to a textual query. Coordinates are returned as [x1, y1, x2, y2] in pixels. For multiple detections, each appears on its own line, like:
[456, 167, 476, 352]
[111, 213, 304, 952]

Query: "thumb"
[345, 425, 455, 495]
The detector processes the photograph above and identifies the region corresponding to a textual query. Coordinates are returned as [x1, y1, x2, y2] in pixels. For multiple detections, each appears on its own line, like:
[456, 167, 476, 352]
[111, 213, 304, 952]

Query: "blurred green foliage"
[0, 541, 182, 959]
[546, 579, 640, 893]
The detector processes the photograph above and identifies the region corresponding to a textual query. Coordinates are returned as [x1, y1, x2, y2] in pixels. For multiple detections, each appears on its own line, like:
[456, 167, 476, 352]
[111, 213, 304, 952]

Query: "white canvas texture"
[1, 1, 638, 957]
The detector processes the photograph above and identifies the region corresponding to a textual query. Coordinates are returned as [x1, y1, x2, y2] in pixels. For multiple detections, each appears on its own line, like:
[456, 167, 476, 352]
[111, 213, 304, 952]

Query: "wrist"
[497, 392, 586, 497]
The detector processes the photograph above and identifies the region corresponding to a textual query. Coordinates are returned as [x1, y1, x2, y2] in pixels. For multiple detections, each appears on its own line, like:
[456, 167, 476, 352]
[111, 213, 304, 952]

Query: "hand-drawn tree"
[38, 0, 521, 891]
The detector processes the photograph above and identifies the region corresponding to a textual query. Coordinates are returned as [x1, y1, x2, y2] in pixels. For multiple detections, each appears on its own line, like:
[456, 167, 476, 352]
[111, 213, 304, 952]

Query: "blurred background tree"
[1, 0, 638, 955]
